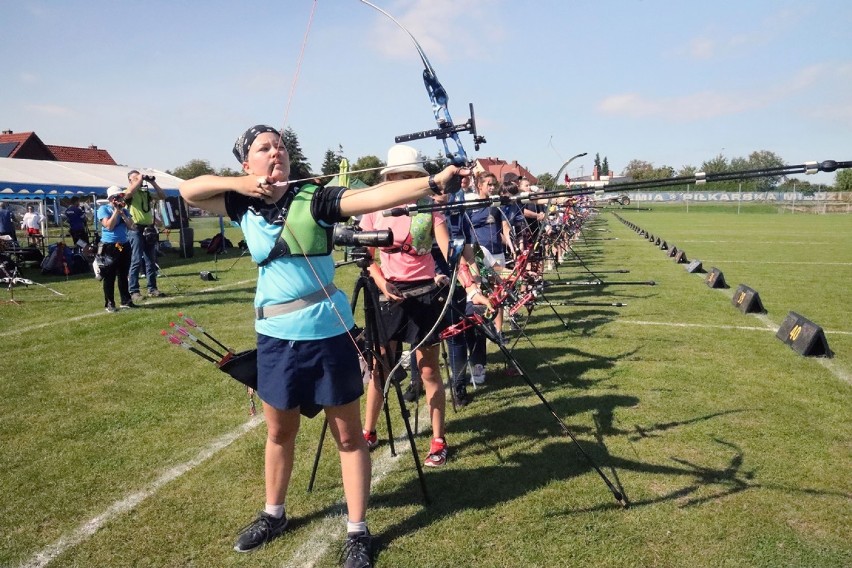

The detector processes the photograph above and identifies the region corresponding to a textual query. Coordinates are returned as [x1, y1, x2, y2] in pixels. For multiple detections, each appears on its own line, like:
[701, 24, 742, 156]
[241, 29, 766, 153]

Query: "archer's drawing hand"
[434, 274, 450, 287]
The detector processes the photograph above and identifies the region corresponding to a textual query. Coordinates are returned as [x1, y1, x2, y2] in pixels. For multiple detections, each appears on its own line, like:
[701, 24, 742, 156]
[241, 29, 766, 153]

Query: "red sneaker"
[424, 437, 448, 467]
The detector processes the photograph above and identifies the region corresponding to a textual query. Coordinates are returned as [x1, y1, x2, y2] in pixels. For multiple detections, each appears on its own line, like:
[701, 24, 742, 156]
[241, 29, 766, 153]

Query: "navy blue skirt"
[256, 328, 363, 418]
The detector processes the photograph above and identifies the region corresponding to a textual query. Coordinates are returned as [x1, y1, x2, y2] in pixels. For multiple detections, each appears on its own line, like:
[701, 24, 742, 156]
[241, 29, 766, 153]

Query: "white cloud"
[597, 91, 758, 120]
[682, 7, 796, 61]
[365, 0, 503, 63]
[598, 60, 852, 122]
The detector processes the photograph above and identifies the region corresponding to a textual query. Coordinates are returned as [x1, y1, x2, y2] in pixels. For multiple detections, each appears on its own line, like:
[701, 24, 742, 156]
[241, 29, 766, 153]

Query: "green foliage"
[623, 159, 674, 181]
[835, 168, 852, 191]
[601, 156, 609, 176]
[351, 155, 383, 186]
[536, 172, 556, 190]
[423, 152, 447, 176]
[280, 127, 312, 180]
[167, 159, 216, 180]
[320, 144, 346, 176]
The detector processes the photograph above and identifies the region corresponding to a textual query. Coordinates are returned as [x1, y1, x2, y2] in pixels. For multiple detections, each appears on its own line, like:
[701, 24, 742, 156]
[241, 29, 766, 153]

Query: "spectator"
[65, 196, 89, 245]
[20, 205, 43, 246]
[0, 202, 17, 243]
[125, 169, 167, 300]
[97, 187, 136, 312]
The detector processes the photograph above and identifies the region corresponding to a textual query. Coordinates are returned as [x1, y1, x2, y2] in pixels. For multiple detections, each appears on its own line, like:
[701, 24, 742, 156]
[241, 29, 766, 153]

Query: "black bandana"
[232, 124, 279, 164]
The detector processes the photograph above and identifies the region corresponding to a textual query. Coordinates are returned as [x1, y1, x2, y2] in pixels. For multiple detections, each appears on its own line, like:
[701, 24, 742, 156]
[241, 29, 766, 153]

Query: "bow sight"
[395, 101, 486, 167]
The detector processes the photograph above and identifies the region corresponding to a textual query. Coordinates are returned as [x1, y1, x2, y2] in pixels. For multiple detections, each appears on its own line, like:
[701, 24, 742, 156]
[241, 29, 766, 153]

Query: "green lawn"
[1, 210, 849, 567]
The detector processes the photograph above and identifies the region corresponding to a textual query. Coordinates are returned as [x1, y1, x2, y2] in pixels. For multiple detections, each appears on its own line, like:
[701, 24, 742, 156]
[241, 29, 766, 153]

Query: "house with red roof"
[0, 130, 117, 165]
[473, 157, 537, 184]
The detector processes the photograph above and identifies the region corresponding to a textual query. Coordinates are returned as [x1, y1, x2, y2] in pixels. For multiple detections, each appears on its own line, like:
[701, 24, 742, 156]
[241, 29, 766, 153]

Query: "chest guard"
[258, 185, 333, 267]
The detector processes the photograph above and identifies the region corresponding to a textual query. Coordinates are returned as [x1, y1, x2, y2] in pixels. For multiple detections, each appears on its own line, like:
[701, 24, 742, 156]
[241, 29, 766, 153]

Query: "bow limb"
[359, 0, 484, 167]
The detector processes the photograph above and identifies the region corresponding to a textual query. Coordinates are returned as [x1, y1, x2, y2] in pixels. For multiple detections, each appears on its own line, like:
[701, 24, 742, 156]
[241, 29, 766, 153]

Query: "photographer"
[125, 169, 167, 301]
[97, 187, 135, 312]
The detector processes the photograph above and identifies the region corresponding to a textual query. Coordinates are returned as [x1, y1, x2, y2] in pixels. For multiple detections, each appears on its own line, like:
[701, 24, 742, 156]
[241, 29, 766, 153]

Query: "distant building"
[473, 157, 537, 184]
[569, 164, 630, 189]
[0, 130, 117, 165]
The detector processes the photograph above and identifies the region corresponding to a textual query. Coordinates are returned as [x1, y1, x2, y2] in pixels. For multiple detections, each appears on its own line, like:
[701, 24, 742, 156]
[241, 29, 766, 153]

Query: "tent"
[0, 157, 184, 238]
[324, 174, 369, 189]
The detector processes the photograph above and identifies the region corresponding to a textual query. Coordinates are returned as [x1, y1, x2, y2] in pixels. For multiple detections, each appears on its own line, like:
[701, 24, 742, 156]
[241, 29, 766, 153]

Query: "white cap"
[106, 186, 124, 198]
[380, 144, 428, 177]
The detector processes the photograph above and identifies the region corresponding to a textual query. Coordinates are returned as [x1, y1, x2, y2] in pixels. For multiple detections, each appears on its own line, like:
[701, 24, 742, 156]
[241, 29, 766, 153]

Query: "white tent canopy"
[0, 157, 183, 199]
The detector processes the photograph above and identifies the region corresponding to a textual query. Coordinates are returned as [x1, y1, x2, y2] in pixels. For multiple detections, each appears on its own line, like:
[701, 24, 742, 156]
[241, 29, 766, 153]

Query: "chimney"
[2, 129, 12, 135]
[592, 165, 600, 181]
[88, 144, 98, 149]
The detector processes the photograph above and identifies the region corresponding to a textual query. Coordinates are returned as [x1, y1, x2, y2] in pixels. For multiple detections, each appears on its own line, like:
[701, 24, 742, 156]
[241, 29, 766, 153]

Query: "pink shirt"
[359, 208, 445, 282]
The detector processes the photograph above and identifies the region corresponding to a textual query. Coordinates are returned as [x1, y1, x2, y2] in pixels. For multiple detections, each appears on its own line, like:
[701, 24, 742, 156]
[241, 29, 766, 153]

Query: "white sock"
[347, 520, 368, 535]
[265, 503, 285, 518]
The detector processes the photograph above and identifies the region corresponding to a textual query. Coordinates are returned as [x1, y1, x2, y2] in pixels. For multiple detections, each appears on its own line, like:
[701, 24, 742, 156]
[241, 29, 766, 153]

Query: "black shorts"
[378, 279, 449, 346]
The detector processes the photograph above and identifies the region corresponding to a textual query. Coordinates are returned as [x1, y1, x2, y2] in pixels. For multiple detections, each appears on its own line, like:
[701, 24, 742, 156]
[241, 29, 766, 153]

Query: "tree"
[746, 150, 785, 191]
[677, 165, 696, 177]
[168, 159, 216, 180]
[601, 156, 609, 176]
[835, 169, 852, 191]
[351, 155, 384, 186]
[423, 152, 447, 176]
[701, 154, 729, 173]
[217, 167, 242, 177]
[320, 144, 346, 176]
[536, 172, 556, 191]
[594, 153, 601, 174]
[622, 159, 673, 182]
[280, 127, 312, 180]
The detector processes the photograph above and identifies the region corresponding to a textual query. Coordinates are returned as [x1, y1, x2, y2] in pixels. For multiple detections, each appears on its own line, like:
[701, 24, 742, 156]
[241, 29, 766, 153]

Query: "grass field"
[1, 210, 849, 567]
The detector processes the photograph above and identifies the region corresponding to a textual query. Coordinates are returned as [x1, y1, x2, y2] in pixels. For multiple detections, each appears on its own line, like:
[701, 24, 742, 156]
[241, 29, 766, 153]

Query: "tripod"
[307, 249, 430, 504]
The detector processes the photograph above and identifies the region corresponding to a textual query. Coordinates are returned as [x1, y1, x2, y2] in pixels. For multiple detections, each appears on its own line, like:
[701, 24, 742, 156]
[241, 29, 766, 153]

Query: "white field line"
[0, 279, 257, 338]
[20, 416, 265, 568]
[677, 240, 833, 245]
[707, 287, 852, 385]
[608, 319, 852, 336]
[20, 399, 428, 568]
[701, 260, 852, 266]
[282, 405, 431, 568]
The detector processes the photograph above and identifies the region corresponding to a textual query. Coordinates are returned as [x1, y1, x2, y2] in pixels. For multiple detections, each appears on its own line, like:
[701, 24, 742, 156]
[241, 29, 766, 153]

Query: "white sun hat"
[380, 144, 428, 177]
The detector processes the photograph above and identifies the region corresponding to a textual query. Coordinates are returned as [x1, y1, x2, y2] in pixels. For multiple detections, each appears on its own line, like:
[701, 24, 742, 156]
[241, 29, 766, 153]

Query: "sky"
[2, 0, 850, 185]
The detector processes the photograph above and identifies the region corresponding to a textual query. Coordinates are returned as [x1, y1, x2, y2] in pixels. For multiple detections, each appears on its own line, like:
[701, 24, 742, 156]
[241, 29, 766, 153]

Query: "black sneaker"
[119, 301, 139, 309]
[233, 511, 288, 553]
[341, 531, 373, 568]
[105, 303, 117, 313]
[402, 382, 422, 403]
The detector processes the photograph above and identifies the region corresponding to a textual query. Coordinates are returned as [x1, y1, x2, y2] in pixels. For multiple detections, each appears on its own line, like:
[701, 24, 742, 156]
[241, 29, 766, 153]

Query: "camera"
[142, 175, 156, 182]
[333, 224, 393, 248]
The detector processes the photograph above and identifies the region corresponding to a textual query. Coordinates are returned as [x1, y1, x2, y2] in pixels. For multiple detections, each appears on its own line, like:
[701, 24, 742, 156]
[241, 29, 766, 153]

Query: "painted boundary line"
[607, 318, 852, 336]
[702, 260, 852, 266]
[20, 416, 265, 568]
[0, 278, 257, 338]
[705, 286, 852, 385]
[604, 316, 850, 383]
[19, 402, 429, 568]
